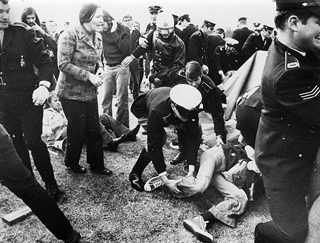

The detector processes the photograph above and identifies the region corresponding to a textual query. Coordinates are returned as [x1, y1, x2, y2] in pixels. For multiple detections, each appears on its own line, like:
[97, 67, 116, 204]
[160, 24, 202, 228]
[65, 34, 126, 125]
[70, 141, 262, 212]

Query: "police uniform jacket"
[0, 23, 53, 115]
[206, 35, 226, 85]
[180, 73, 227, 141]
[213, 45, 241, 74]
[231, 27, 253, 51]
[56, 25, 103, 102]
[256, 39, 320, 184]
[186, 30, 208, 66]
[242, 33, 272, 60]
[131, 87, 200, 174]
[181, 23, 198, 50]
[132, 30, 185, 87]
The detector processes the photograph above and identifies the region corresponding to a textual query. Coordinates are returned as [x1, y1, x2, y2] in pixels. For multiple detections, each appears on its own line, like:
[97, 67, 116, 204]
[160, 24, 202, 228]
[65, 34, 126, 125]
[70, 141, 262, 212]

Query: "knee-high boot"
[129, 148, 151, 191]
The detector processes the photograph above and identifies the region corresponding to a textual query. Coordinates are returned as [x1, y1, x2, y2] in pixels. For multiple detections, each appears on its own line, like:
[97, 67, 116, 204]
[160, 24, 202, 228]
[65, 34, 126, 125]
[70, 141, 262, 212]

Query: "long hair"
[79, 3, 100, 24]
[21, 7, 40, 26]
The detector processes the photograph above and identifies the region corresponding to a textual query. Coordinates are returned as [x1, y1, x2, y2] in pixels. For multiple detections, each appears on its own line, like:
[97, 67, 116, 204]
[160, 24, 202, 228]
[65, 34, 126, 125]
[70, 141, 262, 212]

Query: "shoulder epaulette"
[10, 22, 32, 31]
[201, 80, 213, 93]
[285, 51, 300, 71]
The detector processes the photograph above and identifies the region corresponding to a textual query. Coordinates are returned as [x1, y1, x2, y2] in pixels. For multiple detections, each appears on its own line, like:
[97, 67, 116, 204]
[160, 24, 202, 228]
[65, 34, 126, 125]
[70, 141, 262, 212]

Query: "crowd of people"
[1, 0, 320, 242]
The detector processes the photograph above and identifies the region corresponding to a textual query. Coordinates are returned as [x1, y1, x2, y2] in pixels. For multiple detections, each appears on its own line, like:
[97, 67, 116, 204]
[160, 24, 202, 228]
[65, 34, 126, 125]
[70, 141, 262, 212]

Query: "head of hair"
[44, 91, 57, 109]
[102, 9, 114, 23]
[21, 7, 41, 25]
[0, 0, 9, 4]
[275, 9, 314, 30]
[79, 3, 100, 24]
[185, 61, 202, 80]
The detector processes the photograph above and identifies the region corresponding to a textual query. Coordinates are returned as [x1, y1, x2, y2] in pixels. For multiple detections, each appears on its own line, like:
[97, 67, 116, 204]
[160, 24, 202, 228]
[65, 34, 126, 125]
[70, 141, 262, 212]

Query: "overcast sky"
[9, 0, 276, 32]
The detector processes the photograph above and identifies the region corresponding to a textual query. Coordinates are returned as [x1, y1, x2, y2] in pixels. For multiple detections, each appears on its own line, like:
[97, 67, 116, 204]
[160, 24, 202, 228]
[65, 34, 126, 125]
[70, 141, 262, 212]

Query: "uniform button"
[299, 154, 303, 157]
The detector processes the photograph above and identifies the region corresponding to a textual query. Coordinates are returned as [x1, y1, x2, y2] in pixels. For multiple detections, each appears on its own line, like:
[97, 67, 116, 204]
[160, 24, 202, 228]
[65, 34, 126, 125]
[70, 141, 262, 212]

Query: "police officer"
[213, 38, 242, 84]
[254, 1, 320, 242]
[144, 5, 162, 35]
[179, 14, 198, 50]
[171, 61, 227, 166]
[0, 0, 59, 200]
[129, 84, 202, 194]
[186, 19, 216, 75]
[231, 17, 254, 65]
[122, 12, 185, 88]
[242, 24, 273, 61]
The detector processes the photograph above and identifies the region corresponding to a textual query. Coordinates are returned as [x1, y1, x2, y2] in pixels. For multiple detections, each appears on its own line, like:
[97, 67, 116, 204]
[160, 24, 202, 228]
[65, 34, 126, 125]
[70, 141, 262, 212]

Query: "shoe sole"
[183, 220, 213, 243]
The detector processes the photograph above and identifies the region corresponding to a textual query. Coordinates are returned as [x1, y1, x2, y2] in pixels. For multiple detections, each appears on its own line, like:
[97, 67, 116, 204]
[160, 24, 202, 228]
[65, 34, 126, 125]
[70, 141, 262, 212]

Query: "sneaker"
[144, 175, 164, 192]
[183, 216, 213, 243]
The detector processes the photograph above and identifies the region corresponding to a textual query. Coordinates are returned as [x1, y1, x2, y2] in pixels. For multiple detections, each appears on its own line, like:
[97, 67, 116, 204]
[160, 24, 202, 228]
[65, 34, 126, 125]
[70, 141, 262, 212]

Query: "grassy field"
[0, 121, 271, 243]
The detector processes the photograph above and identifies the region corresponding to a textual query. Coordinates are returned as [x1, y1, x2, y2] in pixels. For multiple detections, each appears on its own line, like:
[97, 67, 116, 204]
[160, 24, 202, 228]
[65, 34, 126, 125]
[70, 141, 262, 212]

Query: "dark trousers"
[0, 106, 55, 184]
[0, 124, 74, 240]
[60, 98, 104, 170]
[129, 59, 140, 100]
[255, 176, 309, 243]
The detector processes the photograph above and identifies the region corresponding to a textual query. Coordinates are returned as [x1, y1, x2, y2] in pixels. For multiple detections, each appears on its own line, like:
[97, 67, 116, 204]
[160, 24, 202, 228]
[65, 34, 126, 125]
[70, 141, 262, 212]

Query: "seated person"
[99, 113, 140, 151]
[42, 92, 68, 151]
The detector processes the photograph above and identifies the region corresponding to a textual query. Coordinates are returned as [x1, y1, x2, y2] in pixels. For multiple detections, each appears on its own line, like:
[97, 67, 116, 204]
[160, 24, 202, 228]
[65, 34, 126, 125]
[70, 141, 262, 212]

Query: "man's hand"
[32, 85, 49, 106]
[202, 64, 209, 75]
[31, 23, 45, 35]
[121, 55, 135, 67]
[164, 179, 183, 195]
[139, 36, 148, 48]
[152, 77, 163, 88]
[110, 20, 117, 33]
[216, 135, 224, 146]
[88, 73, 103, 87]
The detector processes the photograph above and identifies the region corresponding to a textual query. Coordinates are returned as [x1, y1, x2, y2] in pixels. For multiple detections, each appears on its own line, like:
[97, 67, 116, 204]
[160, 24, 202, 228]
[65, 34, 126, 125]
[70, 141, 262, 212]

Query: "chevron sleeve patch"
[299, 85, 320, 100]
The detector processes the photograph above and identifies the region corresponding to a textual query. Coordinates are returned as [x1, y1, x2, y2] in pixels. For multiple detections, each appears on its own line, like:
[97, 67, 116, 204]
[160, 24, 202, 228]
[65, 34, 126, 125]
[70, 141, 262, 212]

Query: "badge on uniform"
[285, 51, 300, 70]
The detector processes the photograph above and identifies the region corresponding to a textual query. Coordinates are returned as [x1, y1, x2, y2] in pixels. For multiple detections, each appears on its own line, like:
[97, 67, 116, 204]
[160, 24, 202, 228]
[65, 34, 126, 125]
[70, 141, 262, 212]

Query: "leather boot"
[106, 134, 126, 152]
[171, 143, 186, 165]
[125, 124, 141, 141]
[129, 148, 151, 191]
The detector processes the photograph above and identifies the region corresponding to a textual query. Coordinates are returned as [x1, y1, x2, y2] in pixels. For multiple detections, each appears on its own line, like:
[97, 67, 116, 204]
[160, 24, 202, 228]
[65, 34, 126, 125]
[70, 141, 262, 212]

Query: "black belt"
[107, 63, 121, 67]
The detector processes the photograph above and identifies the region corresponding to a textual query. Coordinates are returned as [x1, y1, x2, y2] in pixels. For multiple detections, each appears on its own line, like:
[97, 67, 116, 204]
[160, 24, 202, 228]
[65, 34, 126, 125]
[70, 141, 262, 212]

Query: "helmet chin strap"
[170, 103, 188, 122]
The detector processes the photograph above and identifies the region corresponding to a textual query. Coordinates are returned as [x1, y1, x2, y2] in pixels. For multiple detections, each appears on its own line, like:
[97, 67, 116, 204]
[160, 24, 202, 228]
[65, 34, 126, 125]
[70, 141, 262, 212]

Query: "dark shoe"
[69, 165, 87, 174]
[171, 152, 186, 165]
[45, 181, 60, 201]
[90, 167, 113, 175]
[125, 124, 140, 141]
[64, 230, 81, 243]
[129, 172, 144, 191]
[106, 134, 126, 151]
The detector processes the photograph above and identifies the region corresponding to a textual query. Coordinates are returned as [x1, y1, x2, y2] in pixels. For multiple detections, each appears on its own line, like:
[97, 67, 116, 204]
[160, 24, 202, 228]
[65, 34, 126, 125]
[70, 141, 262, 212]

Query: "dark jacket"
[231, 27, 253, 50]
[213, 45, 241, 74]
[181, 23, 198, 50]
[132, 30, 185, 87]
[180, 73, 227, 141]
[0, 23, 53, 114]
[256, 39, 320, 183]
[101, 22, 130, 65]
[131, 87, 200, 174]
[186, 30, 208, 66]
[242, 33, 272, 60]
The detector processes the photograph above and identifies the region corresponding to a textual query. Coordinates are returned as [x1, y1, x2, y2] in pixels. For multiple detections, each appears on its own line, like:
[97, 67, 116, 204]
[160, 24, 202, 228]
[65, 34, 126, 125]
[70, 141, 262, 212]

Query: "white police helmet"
[156, 12, 174, 29]
[170, 84, 202, 111]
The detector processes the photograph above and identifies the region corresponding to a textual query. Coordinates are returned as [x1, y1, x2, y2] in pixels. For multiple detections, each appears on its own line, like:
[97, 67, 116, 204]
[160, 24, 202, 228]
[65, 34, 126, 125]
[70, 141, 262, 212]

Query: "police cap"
[275, 0, 320, 17]
[179, 14, 190, 22]
[262, 24, 274, 32]
[170, 84, 202, 111]
[203, 20, 216, 28]
[238, 17, 247, 22]
[225, 37, 239, 47]
[148, 5, 163, 14]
